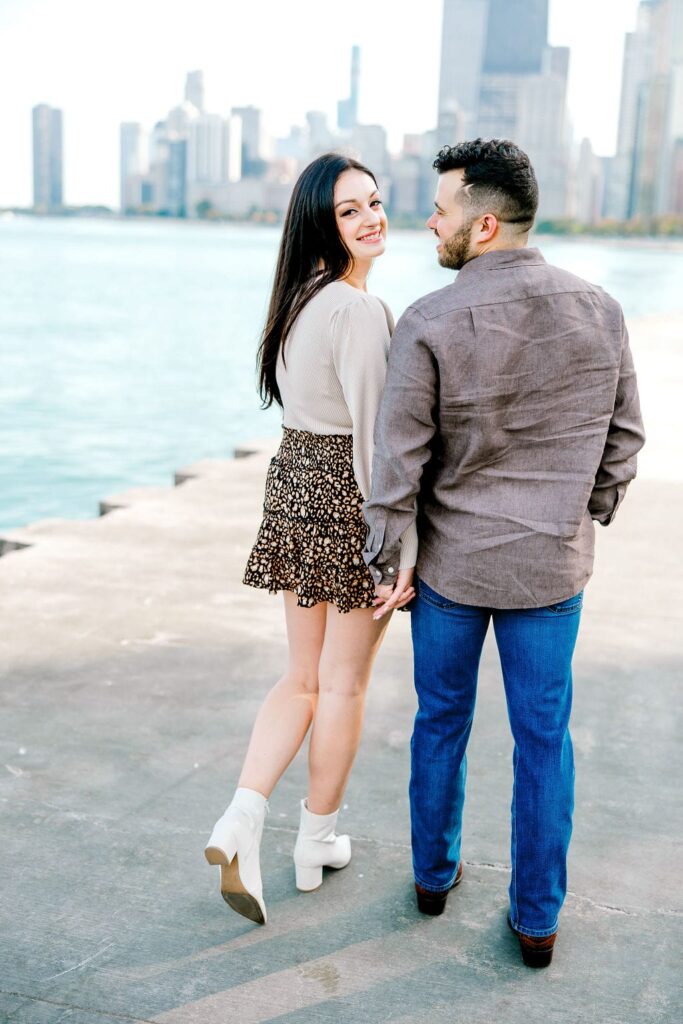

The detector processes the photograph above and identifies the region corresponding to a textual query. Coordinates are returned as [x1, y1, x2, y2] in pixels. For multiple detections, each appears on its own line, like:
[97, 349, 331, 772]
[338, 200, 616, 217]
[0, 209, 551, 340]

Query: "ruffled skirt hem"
[242, 429, 375, 614]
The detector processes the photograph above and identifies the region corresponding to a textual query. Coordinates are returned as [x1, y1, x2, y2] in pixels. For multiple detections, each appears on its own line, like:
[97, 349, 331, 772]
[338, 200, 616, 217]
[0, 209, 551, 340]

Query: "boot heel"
[204, 789, 268, 924]
[295, 864, 323, 891]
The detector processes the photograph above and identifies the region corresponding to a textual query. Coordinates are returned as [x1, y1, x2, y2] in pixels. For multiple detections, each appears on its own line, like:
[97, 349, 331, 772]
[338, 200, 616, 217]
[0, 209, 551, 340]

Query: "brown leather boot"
[415, 861, 463, 916]
[508, 915, 557, 968]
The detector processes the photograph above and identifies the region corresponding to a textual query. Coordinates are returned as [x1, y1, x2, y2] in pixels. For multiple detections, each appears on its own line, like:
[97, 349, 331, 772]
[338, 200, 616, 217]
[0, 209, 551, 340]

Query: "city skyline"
[1, 0, 641, 208]
[110, 0, 683, 225]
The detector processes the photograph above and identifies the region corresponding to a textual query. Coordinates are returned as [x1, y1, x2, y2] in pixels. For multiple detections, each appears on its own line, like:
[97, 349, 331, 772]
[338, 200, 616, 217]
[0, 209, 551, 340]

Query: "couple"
[205, 139, 645, 968]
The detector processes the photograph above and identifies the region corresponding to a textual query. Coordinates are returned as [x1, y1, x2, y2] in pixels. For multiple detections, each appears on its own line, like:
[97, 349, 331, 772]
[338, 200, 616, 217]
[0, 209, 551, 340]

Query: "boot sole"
[205, 845, 266, 925]
[519, 946, 554, 969]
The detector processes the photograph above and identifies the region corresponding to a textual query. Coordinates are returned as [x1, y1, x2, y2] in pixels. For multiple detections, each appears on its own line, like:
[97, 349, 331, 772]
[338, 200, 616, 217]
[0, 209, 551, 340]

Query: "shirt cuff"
[363, 507, 417, 585]
[589, 484, 626, 526]
[368, 559, 401, 587]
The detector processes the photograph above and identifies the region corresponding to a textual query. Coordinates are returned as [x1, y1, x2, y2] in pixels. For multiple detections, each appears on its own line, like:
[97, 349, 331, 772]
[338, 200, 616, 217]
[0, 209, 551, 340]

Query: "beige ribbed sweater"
[276, 281, 418, 571]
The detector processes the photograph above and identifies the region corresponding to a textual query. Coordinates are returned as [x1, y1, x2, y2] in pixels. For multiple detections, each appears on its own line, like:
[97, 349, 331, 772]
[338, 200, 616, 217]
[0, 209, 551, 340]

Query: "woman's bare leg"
[306, 605, 392, 815]
[238, 592, 326, 798]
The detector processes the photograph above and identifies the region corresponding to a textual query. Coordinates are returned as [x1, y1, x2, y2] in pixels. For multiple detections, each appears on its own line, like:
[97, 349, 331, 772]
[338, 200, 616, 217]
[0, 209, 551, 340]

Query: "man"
[363, 139, 644, 968]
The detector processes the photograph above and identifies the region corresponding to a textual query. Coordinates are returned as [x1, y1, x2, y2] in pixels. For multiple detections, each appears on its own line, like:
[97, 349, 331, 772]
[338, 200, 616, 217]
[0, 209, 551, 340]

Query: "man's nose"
[426, 213, 437, 230]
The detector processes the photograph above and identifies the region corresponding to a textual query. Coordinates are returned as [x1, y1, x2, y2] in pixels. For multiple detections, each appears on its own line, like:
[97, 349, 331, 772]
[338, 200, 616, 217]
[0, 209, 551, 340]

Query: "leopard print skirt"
[242, 428, 376, 613]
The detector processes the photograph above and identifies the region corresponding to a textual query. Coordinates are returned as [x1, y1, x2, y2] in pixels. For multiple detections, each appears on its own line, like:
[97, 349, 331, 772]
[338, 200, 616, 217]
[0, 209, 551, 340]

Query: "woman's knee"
[283, 667, 319, 696]
[317, 669, 369, 699]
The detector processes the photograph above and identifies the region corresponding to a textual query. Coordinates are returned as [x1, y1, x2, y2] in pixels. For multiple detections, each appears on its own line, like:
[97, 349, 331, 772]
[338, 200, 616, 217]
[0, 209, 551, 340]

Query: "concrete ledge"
[233, 436, 279, 460]
[0, 441, 280, 559]
[0, 534, 33, 557]
[99, 487, 178, 516]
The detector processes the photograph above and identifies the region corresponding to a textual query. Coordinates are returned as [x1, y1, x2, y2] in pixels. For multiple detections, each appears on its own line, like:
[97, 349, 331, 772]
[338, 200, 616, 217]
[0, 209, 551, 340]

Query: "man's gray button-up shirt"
[362, 247, 645, 609]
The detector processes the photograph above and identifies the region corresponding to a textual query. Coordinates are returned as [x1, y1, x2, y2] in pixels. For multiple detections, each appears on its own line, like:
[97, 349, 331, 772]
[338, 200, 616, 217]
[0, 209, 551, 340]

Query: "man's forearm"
[363, 307, 437, 581]
[589, 319, 645, 525]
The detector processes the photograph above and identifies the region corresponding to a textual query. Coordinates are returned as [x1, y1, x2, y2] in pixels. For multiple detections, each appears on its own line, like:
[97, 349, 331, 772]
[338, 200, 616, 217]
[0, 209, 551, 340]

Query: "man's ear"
[477, 213, 499, 242]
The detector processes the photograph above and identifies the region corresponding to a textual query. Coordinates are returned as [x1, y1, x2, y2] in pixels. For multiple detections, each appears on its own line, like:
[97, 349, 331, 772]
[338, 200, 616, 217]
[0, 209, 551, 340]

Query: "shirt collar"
[456, 247, 546, 278]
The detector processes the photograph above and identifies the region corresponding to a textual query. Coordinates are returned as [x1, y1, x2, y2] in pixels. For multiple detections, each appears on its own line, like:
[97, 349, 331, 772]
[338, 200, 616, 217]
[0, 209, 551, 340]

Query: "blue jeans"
[410, 577, 583, 937]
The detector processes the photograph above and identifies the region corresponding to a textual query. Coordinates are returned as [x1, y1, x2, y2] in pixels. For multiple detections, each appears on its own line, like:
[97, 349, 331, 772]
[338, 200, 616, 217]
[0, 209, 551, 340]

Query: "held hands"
[372, 567, 415, 621]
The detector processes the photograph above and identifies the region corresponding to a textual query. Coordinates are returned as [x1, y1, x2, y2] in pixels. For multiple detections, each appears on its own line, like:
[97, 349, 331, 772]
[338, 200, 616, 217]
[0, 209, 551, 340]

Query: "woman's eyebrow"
[335, 190, 379, 208]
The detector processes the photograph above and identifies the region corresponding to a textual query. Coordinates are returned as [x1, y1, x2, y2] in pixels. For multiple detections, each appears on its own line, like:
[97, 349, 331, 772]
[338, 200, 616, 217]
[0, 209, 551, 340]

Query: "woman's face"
[333, 169, 387, 263]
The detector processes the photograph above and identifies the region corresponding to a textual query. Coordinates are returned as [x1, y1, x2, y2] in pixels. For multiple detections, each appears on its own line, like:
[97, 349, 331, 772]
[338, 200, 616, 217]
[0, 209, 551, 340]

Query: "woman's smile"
[357, 229, 383, 244]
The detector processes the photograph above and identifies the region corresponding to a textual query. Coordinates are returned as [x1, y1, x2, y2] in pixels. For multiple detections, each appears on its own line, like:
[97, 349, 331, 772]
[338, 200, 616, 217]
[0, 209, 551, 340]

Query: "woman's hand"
[372, 567, 415, 621]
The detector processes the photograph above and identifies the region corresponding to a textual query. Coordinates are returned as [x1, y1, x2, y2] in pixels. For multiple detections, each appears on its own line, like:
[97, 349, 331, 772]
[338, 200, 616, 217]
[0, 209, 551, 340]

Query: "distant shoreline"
[3, 209, 683, 250]
[535, 234, 683, 251]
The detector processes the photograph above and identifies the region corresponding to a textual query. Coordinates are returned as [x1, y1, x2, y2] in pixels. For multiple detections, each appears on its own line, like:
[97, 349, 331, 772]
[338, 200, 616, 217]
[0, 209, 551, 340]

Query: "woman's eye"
[371, 199, 383, 207]
[341, 209, 357, 217]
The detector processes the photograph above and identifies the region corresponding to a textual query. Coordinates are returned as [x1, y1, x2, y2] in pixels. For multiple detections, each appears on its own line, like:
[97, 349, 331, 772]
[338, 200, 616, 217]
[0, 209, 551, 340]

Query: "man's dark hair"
[433, 138, 539, 231]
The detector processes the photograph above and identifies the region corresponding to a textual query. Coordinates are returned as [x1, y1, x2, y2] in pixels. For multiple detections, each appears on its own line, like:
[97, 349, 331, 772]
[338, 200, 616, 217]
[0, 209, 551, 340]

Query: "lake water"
[1, 216, 681, 532]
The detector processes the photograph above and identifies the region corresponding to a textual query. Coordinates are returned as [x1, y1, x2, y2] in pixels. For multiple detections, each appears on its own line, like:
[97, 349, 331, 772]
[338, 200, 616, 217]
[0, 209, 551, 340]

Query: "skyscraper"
[185, 113, 242, 217]
[187, 115, 221, 183]
[338, 46, 360, 130]
[187, 114, 242, 185]
[438, 0, 488, 139]
[32, 104, 63, 212]
[605, 0, 683, 219]
[185, 70, 205, 114]
[167, 140, 188, 217]
[148, 121, 171, 212]
[119, 122, 145, 212]
[604, 11, 654, 220]
[574, 137, 606, 224]
[306, 111, 333, 156]
[627, 0, 683, 217]
[437, 0, 570, 218]
[351, 124, 389, 177]
[232, 106, 265, 176]
[483, 0, 548, 74]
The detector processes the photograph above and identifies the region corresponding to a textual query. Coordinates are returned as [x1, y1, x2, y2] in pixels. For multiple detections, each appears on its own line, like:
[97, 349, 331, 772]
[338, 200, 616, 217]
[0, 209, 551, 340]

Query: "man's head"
[426, 139, 539, 270]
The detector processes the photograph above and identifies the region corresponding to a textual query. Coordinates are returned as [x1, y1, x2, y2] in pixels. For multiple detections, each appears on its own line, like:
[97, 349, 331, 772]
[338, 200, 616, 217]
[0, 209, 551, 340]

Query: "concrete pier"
[0, 315, 681, 1023]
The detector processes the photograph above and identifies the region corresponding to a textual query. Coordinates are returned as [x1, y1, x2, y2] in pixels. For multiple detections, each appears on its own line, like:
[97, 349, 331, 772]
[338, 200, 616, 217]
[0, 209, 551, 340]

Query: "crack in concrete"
[266, 825, 683, 920]
[43, 941, 115, 981]
[267, 825, 510, 871]
[0, 989, 156, 1023]
[458, 859, 509, 872]
[12, 815, 678, 925]
[565, 892, 635, 916]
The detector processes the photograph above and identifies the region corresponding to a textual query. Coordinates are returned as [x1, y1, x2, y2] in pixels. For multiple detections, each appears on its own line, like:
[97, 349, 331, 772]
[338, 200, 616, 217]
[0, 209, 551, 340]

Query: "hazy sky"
[0, 0, 641, 207]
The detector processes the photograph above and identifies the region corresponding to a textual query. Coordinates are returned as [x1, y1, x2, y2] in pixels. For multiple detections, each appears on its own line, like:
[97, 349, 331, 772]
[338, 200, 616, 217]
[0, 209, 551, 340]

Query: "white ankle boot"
[205, 787, 268, 924]
[293, 799, 352, 891]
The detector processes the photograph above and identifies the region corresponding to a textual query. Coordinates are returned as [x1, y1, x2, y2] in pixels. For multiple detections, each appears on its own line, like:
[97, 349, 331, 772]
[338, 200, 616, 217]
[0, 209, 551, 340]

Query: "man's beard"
[438, 222, 475, 270]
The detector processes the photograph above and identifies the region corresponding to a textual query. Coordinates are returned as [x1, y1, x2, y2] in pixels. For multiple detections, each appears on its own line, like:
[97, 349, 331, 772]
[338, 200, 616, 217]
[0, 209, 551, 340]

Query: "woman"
[205, 153, 417, 925]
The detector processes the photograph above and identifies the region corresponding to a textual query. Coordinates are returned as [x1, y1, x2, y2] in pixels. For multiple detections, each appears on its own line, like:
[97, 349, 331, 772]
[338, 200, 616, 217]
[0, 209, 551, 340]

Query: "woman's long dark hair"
[257, 152, 377, 408]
